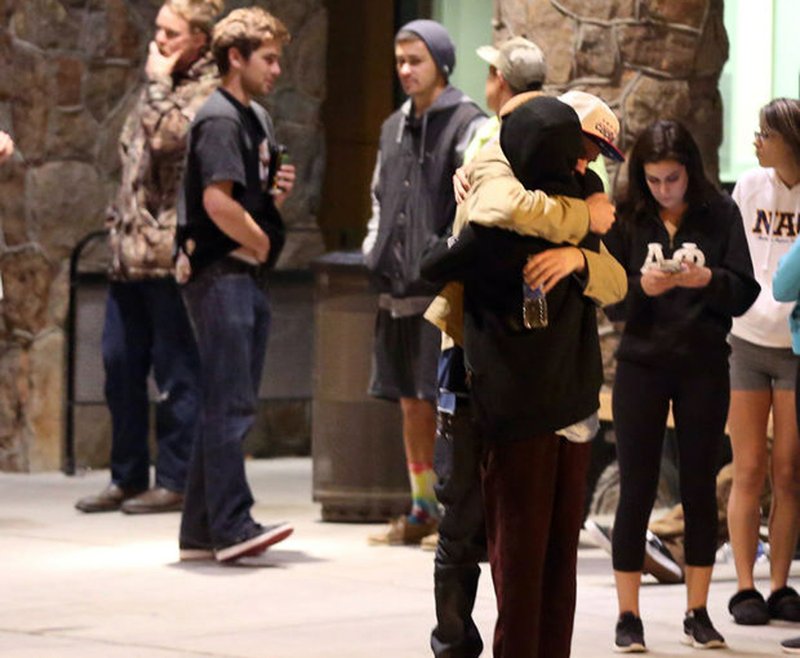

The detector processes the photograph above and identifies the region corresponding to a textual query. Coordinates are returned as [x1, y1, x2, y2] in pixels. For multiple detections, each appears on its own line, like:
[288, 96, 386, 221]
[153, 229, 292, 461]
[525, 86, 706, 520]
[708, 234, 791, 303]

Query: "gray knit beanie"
[397, 19, 456, 79]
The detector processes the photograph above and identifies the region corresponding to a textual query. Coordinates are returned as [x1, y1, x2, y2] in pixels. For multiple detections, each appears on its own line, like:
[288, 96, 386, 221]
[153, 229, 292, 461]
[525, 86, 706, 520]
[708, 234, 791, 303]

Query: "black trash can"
[311, 251, 411, 522]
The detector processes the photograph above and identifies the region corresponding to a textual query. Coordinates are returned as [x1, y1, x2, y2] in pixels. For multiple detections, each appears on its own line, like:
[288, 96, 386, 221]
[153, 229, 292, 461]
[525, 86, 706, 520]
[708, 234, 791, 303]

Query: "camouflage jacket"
[108, 51, 218, 280]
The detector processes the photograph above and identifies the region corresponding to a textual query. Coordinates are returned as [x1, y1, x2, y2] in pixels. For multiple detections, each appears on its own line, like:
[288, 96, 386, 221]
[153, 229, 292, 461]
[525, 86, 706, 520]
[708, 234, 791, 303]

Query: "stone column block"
[575, 24, 618, 79]
[556, 0, 636, 20]
[27, 329, 64, 470]
[0, 246, 53, 337]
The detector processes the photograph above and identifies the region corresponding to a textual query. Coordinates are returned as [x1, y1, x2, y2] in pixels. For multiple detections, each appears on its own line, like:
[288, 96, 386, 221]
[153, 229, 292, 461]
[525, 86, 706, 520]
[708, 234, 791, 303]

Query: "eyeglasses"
[754, 129, 773, 141]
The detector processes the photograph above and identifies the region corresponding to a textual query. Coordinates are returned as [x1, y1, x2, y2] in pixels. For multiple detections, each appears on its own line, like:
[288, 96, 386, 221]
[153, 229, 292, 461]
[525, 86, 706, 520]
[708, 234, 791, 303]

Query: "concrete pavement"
[0, 457, 795, 657]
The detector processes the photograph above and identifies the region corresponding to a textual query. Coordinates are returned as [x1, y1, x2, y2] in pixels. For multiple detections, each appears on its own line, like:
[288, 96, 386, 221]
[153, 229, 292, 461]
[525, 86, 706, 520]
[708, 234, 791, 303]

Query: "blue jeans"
[102, 279, 200, 492]
[179, 262, 271, 548]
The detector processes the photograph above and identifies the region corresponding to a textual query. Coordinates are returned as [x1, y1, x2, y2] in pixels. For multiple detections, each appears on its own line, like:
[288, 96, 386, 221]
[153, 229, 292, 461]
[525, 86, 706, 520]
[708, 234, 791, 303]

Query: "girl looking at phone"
[602, 120, 759, 652]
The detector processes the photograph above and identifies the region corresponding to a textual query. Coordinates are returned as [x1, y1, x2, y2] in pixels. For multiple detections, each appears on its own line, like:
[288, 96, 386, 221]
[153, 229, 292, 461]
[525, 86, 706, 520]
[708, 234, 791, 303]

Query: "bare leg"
[615, 570, 642, 617]
[684, 564, 726, 647]
[400, 397, 436, 464]
[368, 397, 438, 545]
[727, 389, 771, 591]
[686, 565, 713, 610]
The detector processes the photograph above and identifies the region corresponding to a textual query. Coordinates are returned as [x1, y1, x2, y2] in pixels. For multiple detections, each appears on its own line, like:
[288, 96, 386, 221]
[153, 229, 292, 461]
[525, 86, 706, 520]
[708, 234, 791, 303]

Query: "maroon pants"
[482, 434, 591, 658]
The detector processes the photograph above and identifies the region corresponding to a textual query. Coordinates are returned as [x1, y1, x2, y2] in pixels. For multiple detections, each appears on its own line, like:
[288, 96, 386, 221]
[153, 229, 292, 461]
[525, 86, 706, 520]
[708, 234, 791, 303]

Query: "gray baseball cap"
[477, 37, 546, 91]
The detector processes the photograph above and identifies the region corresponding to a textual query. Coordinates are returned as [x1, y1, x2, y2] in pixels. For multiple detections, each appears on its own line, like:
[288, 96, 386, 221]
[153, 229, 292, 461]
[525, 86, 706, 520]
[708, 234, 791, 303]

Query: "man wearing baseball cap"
[477, 36, 547, 91]
[455, 36, 549, 163]
[361, 20, 486, 548]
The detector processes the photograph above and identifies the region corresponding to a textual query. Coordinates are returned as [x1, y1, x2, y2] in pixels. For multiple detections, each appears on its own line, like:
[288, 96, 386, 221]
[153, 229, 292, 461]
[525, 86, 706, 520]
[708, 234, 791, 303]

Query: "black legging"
[611, 359, 728, 571]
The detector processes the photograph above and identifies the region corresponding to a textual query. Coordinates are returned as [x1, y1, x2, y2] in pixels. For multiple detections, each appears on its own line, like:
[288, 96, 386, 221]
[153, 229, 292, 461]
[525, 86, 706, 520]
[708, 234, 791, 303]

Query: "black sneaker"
[215, 522, 293, 563]
[614, 612, 646, 653]
[682, 607, 726, 649]
[781, 636, 800, 654]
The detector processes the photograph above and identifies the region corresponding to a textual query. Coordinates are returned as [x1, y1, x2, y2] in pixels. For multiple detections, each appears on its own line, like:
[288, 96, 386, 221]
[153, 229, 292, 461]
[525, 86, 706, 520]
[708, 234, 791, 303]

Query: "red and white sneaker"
[215, 522, 294, 563]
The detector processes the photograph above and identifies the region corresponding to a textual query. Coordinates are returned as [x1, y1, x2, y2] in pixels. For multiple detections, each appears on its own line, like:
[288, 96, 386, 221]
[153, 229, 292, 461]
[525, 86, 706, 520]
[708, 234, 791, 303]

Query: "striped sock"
[408, 462, 439, 523]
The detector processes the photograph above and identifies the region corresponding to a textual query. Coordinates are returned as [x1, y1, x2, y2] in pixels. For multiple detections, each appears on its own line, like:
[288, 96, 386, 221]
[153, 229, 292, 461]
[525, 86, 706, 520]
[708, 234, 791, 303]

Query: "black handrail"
[63, 229, 108, 475]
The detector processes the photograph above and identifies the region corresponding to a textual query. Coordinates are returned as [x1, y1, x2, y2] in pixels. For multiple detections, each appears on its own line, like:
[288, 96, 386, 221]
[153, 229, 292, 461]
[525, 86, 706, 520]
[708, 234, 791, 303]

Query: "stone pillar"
[0, 1, 326, 472]
[491, 0, 729, 191]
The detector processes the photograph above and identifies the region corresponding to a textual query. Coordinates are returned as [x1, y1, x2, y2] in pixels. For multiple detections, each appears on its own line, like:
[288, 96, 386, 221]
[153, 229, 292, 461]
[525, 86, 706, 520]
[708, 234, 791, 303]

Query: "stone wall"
[492, 0, 728, 191]
[0, 0, 326, 471]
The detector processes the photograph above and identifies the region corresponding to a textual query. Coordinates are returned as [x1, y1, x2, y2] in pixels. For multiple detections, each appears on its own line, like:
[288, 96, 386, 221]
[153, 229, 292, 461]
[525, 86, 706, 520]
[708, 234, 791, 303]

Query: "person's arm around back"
[461, 144, 616, 245]
[522, 241, 627, 308]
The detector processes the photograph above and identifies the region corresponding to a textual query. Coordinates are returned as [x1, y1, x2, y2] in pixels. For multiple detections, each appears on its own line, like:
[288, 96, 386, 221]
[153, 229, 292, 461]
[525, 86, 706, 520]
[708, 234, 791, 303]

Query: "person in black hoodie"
[423, 96, 622, 658]
[602, 121, 760, 652]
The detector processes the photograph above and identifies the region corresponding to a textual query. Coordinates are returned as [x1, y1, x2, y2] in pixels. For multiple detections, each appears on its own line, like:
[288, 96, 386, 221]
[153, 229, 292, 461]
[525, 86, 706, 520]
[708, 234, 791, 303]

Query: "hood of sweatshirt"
[731, 166, 800, 347]
[499, 96, 583, 198]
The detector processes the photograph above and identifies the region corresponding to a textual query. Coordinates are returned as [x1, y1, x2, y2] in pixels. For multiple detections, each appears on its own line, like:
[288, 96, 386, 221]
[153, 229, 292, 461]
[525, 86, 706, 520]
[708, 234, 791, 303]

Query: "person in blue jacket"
[773, 201, 800, 657]
[774, 237, 800, 392]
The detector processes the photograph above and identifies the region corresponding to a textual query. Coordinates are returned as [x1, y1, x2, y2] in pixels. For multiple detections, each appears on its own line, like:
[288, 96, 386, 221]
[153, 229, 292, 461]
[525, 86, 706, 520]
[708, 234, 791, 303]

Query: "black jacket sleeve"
[420, 222, 481, 286]
[702, 197, 760, 317]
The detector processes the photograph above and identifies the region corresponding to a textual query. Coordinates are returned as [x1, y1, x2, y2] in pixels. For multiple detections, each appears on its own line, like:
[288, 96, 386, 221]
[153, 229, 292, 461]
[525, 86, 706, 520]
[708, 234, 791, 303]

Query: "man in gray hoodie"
[362, 19, 486, 546]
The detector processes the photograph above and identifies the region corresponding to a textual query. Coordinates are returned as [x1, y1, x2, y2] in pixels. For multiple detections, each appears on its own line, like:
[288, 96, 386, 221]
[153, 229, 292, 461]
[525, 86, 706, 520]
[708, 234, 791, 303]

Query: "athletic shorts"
[729, 334, 796, 391]
[368, 309, 440, 401]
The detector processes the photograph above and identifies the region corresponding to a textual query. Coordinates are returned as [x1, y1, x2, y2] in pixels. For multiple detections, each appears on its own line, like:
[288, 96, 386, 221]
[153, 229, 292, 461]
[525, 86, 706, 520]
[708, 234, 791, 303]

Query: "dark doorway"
[319, 0, 431, 250]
